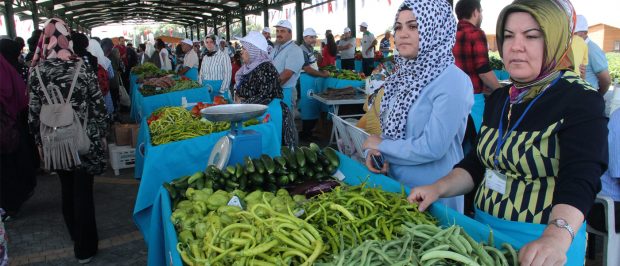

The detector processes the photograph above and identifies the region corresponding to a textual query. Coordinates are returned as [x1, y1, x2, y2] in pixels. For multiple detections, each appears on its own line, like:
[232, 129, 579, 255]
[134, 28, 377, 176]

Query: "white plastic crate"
[108, 143, 135, 176]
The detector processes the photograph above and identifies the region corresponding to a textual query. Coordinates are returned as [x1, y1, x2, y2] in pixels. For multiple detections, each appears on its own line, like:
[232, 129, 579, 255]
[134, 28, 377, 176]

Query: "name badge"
[485, 169, 507, 195]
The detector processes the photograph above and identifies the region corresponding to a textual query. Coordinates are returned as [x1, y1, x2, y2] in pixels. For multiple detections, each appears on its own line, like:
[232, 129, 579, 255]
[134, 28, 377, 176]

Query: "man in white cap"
[299, 28, 331, 140]
[262, 27, 274, 47]
[575, 15, 611, 95]
[270, 20, 304, 110]
[178, 38, 200, 80]
[338, 27, 356, 70]
[359, 22, 377, 76]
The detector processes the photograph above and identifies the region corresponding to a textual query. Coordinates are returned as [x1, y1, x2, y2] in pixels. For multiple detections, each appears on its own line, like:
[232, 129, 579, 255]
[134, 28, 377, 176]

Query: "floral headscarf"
[496, 0, 576, 103]
[30, 18, 75, 66]
[380, 0, 456, 140]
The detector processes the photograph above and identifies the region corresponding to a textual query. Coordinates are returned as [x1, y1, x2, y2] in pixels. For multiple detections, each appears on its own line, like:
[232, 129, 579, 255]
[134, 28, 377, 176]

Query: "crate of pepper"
[139, 76, 202, 97]
[131, 62, 175, 80]
[147, 106, 259, 146]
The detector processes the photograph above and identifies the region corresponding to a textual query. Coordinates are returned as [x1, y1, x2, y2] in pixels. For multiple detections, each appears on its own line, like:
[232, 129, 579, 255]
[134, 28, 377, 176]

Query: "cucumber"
[253, 159, 266, 174]
[288, 173, 297, 183]
[251, 173, 264, 184]
[244, 156, 255, 173]
[226, 165, 236, 176]
[286, 150, 298, 169]
[274, 156, 287, 169]
[261, 155, 276, 174]
[309, 142, 321, 153]
[163, 183, 177, 199]
[294, 147, 306, 168]
[235, 163, 244, 179]
[281, 147, 293, 158]
[302, 147, 317, 164]
[323, 147, 340, 168]
[188, 171, 205, 184]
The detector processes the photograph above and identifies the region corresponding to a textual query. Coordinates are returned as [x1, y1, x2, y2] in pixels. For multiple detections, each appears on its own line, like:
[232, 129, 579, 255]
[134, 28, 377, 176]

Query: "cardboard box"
[114, 123, 139, 147]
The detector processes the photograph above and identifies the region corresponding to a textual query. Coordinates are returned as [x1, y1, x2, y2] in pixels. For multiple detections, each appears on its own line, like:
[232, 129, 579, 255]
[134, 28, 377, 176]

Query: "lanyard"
[273, 40, 293, 60]
[494, 72, 563, 169]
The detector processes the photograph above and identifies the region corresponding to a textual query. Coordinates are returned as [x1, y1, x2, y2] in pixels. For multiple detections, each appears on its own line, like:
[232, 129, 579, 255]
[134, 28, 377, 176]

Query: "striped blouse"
[198, 50, 232, 94]
[457, 71, 608, 224]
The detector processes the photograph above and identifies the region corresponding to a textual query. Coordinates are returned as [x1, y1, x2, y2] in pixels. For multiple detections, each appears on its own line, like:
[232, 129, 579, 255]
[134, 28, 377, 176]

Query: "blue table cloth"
[129, 74, 141, 122]
[129, 80, 221, 122]
[298, 74, 365, 120]
[334, 59, 364, 73]
[151, 151, 531, 266]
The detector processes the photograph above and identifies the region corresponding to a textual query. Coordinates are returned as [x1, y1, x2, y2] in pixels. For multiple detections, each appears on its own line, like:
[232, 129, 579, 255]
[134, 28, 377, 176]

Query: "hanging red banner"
[328, 2, 333, 13]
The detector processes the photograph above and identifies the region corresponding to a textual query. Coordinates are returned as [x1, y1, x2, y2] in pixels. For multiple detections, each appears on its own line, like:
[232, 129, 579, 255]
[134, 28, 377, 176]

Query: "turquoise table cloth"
[150, 152, 536, 266]
[129, 79, 221, 122]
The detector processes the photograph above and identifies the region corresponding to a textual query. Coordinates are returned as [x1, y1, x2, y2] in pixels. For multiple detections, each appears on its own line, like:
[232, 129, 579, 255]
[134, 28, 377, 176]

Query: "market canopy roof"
[2, 0, 311, 30]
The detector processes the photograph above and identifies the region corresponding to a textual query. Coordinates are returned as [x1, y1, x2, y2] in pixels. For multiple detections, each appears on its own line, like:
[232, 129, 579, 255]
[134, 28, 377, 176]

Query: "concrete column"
[4, 0, 17, 39]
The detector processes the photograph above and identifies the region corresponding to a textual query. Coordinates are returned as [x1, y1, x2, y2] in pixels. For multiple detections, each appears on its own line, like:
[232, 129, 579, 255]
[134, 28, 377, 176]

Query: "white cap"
[236, 31, 269, 53]
[343, 27, 351, 33]
[360, 22, 368, 28]
[262, 27, 271, 33]
[575, 15, 588, 32]
[275, 20, 293, 30]
[181, 39, 193, 46]
[303, 28, 317, 37]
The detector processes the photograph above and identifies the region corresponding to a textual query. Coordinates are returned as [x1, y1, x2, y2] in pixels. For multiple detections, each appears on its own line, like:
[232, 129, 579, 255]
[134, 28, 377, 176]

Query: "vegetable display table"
[298, 73, 365, 121]
[146, 152, 527, 266]
[129, 80, 221, 123]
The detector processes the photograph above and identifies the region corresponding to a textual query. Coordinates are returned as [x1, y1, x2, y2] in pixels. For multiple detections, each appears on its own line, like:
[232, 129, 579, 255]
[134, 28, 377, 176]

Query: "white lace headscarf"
[380, 0, 456, 139]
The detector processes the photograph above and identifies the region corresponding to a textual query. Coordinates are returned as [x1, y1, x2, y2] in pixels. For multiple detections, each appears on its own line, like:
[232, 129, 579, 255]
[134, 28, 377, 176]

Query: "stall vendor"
[362, 0, 473, 213]
[409, 1, 608, 265]
[178, 39, 199, 81]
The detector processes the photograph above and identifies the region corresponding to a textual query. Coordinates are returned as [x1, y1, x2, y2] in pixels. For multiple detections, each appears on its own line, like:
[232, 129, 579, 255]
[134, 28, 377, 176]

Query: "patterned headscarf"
[31, 18, 75, 67]
[496, 0, 575, 104]
[235, 40, 272, 89]
[380, 0, 456, 140]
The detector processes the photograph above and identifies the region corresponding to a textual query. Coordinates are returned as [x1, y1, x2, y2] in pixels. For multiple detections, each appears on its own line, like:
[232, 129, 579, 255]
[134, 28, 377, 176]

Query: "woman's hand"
[362, 135, 382, 151]
[407, 184, 441, 212]
[518, 234, 568, 266]
[364, 149, 389, 174]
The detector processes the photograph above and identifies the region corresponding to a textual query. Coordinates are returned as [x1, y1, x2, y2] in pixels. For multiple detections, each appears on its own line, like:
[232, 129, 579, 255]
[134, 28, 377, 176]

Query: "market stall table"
[311, 91, 366, 145]
[149, 151, 534, 266]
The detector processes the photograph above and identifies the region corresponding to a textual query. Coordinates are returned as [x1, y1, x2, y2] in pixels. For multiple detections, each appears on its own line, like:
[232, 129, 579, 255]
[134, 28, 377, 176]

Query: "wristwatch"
[548, 218, 575, 241]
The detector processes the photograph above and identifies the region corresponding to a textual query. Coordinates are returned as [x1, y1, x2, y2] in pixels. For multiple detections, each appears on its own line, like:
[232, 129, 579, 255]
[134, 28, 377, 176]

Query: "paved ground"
[3, 113, 606, 265]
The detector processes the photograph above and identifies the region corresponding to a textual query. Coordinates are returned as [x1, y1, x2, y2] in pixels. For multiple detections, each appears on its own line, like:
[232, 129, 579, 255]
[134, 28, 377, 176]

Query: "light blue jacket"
[378, 64, 473, 213]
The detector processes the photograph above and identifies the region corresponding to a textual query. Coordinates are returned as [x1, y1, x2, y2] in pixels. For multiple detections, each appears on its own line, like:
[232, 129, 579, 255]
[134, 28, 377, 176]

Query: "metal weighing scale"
[200, 104, 267, 169]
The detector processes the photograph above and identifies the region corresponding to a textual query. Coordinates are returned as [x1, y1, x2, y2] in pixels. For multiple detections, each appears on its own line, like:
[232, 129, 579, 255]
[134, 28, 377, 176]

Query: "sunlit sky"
[3, 0, 620, 41]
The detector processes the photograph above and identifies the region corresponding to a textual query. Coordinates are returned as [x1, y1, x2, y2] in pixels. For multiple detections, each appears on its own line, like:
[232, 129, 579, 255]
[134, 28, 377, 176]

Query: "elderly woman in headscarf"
[409, 1, 608, 265]
[234, 31, 297, 147]
[361, 0, 473, 212]
[88, 39, 115, 115]
[0, 39, 38, 222]
[199, 35, 232, 101]
[28, 18, 107, 264]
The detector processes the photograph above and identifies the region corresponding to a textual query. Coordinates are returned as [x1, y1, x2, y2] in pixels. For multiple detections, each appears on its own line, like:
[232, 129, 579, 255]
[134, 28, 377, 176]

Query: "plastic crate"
[108, 144, 135, 175]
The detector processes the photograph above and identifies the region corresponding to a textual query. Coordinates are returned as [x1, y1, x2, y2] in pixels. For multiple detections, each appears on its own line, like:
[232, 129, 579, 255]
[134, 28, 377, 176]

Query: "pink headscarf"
[30, 18, 75, 67]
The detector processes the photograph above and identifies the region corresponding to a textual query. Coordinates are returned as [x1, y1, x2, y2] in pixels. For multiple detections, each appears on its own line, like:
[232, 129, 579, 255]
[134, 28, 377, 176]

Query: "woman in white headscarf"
[199, 35, 232, 100]
[88, 39, 115, 115]
[361, 0, 473, 212]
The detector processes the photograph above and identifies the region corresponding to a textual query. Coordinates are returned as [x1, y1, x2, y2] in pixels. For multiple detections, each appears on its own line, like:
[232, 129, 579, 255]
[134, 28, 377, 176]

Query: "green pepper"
[178, 230, 194, 243]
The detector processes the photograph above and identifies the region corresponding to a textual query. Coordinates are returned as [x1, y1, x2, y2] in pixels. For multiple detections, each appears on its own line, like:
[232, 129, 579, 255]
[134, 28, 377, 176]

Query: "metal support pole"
[263, 0, 269, 28]
[225, 14, 230, 42]
[204, 20, 208, 36]
[4, 0, 17, 39]
[213, 20, 218, 36]
[185, 26, 189, 38]
[196, 24, 201, 40]
[295, 0, 303, 44]
[240, 7, 247, 37]
[190, 26, 194, 40]
[31, 0, 39, 29]
[347, 0, 355, 39]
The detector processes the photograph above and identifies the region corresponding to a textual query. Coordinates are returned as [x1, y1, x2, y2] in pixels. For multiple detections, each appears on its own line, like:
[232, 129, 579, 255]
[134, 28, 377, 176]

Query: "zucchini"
[226, 165, 236, 176]
[251, 173, 264, 184]
[205, 179, 214, 189]
[254, 159, 266, 174]
[196, 178, 205, 190]
[267, 174, 276, 184]
[302, 147, 317, 164]
[281, 147, 293, 158]
[295, 147, 306, 168]
[172, 175, 190, 188]
[286, 150, 298, 169]
[261, 155, 276, 174]
[288, 173, 297, 183]
[323, 147, 340, 168]
[274, 156, 287, 169]
[276, 175, 289, 186]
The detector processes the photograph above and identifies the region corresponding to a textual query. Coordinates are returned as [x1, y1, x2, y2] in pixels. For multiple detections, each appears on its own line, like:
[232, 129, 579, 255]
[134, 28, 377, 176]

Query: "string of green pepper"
[149, 107, 258, 145]
[322, 223, 518, 266]
[300, 182, 437, 259]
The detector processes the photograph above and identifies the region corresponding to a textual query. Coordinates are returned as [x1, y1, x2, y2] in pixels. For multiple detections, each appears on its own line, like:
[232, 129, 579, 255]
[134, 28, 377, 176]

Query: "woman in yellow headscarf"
[408, 1, 608, 265]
